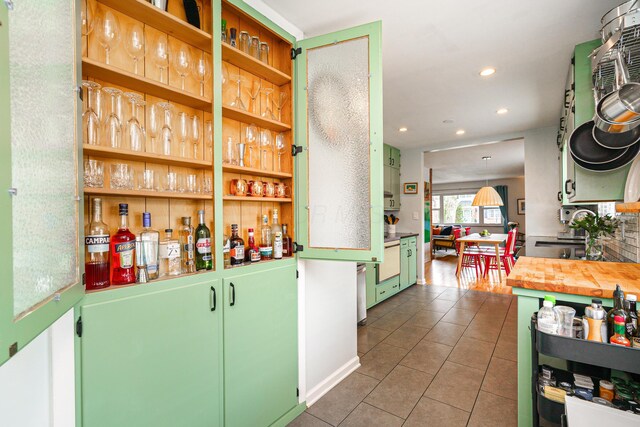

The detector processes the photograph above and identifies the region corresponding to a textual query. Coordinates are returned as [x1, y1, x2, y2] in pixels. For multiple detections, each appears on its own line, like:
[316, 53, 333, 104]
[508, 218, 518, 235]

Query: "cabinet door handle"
[564, 179, 575, 195]
[230, 283, 236, 306]
[380, 290, 386, 295]
[210, 286, 217, 311]
[557, 191, 562, 202]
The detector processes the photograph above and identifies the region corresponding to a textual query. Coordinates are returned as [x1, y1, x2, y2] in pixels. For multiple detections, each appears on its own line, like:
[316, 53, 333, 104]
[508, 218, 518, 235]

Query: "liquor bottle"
[282, 223, 292, 257]
[110, 203, 136, 285]
[180, 217, 196, 273]
[260, 215, 273, 260]
[223, 233, 231, 268]
[271, 208, 282, 242]
[85, 198, 110, 290]
[273, 232, 283, 259]
[195, 210, 212, 271]
[633, 316, 640, 348]
[229, 224, 245, 266]
[610, 315, 631, 347]
[626, 294, 638, 337]
[607, 285, 630, 341]
[140, 212, 160, 280]
[221, 19, 227, 43]
[135, 236, 149, 284]
[247, 228, 261, 262]
[159, 228, 181, 276]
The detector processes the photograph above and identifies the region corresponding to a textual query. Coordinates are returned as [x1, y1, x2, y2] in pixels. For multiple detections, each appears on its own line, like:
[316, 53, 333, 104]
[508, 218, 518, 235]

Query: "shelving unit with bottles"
[219, 0, 295, 268]
[81, 0, 215, 288]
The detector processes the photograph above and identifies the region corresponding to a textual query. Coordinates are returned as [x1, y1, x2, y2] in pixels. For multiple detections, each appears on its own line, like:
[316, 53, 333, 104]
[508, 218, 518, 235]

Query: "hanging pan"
[593, 86, 640, 148]
[569, 121, 629, 165]
[595, 51, 640, 132]
[572, 140, 640, 172]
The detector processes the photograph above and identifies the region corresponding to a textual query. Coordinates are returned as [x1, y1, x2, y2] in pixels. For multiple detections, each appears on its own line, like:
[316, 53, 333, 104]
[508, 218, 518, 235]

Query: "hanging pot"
[595, 51, 640, 131]
[601, 0, 639, 42]
[592, 123, 640, 149]
[569, 121, 629, 164]
[572, 138, 640, 172]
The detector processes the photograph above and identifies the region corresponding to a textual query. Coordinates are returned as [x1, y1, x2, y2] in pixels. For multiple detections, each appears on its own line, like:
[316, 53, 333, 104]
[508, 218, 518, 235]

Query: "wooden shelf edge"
[85, 187, 212, 200]
[82, 57, 212, 112]
[616, 202, 640, 213]
[223, 196, 292, 202]
[221, 43, 291, 86]
[98, 0, 212, 52]
[222, 164, 292, 178]
[222, 105, 291, 132]
[83, 144, 213, 169]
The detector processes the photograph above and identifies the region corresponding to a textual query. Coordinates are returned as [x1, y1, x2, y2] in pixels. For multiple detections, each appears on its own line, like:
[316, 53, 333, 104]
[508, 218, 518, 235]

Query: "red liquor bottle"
[246, 228, 261, 262]
[282, 224, 293, 257]
[85, 198, 110, 290]
[110, 203, 136, 285]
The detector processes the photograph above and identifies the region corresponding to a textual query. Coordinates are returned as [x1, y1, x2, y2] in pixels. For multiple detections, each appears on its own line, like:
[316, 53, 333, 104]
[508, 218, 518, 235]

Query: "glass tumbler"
[84, 159, 104, 188]
[110, 163, 131, 189]
[259, 42, 269, 65]
[186, 174, 198, 193]
[556, 306, 576, 337]
[138, 169, 155, 191]
[163, 172, 178, 192]
[249, 36, 260, 60]
[224, 136, 237, 165]
[239, 31, 250, 54]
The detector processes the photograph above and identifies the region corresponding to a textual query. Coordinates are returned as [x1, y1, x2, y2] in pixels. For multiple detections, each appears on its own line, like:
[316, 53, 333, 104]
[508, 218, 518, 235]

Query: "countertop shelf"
[82, 57, 212, 111]
[222, 105, 291, 132]
[616, 202, 640, 213]
[223, 196, 291, 203]
[84, 187, 212, 200]
[222, 164, 292, 178]
[221, 43, 291, 86]
[83, 145, 213, 169]
[97, 0, 212, 52]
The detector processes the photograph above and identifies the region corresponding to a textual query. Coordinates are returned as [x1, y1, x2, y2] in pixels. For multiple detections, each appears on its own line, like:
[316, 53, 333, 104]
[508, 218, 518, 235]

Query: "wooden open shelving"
[84, 144, 213, 169]
[223, 196, 292, 203]
[97, 0, 213, 52]
[82, 58, 212, 111]
[221, 43, 291, 86]
[85, 187, 212, 200]
[222, 164, 292, 178]
[222, 105, 291, 132]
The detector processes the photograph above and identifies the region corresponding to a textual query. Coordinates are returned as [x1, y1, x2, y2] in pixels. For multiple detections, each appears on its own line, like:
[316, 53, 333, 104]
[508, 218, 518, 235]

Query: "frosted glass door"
[0, 0, 83, 366]
[295, 22, 383, 262]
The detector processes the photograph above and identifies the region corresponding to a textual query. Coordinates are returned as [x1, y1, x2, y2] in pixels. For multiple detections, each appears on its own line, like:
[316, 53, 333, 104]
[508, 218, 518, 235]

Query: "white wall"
[244, 0, 304, 39]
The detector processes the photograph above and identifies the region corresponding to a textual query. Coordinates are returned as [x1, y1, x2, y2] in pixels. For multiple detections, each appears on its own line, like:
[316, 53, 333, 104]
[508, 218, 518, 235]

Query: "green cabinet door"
[408, 237, 417, 286]
[383, 144, 392, 167]
[390, 147, 401, 169]
[365, 263, 377, 309]
[388, 167, 400, 210]
[79, 279, 222, 427]
[384, 165, 392, 209]
[399, 240, 409, 288]
[223, 264, 298, 427]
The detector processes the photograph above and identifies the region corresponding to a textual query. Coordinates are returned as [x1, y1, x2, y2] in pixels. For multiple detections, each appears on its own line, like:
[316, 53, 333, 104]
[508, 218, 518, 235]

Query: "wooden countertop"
[616, 202, 640, 213]
[507, 256, 640, 298]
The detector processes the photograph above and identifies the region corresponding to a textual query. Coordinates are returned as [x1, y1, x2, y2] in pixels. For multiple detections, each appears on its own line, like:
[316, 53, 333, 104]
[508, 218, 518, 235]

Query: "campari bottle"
[85, 198, 110, 290]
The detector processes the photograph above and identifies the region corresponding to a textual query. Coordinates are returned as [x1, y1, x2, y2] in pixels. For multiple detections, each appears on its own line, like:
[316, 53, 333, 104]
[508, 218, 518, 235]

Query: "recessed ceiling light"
[496, 108, 509, 115]
[399, 127, 408, 132]
[479, 67, 496, 77]
[442, 119, 454, 124]
[456, 129, 466, 135]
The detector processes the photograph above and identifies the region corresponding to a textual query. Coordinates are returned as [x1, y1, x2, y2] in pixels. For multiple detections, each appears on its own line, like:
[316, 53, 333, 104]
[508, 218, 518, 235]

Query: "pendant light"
[472, 156, 504, 207]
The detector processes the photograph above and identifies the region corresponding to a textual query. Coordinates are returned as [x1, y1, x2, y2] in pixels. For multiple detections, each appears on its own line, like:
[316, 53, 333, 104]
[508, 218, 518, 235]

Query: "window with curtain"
[432, 193, 503, 226]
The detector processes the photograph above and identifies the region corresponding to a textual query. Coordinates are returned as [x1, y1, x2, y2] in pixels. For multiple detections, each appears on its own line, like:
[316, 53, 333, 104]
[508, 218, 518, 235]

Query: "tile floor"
[288, 285, 518, 427]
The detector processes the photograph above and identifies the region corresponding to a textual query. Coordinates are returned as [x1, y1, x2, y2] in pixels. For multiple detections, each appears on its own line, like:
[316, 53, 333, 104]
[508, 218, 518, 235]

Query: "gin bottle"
[259, 215, 273, 260]
[159, 228, 181, 276]
[140, 212, 160, 280]
[181, 217, 196, 273]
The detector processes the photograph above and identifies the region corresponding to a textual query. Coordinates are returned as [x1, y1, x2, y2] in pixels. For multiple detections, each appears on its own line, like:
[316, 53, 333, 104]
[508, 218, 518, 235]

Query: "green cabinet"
[390, 146, 401, 169]
[366, 236, 417, 308]
[223, 264, 298, 427]
[399, 239, 409, 288]
[383, 144, 392, 167]
[384, 165, 401, 211]
[78, 278, 222, 427]
[407, 237, 417, 287]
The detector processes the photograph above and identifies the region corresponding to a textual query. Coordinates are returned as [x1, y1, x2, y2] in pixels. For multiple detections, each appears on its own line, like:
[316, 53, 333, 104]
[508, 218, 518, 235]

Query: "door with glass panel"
[0, 0, 83, 366]
[295, 22, 383, 262]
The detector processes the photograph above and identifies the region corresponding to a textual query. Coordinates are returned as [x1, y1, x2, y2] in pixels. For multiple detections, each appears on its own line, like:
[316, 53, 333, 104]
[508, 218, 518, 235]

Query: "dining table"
[455, 233, 509, 281]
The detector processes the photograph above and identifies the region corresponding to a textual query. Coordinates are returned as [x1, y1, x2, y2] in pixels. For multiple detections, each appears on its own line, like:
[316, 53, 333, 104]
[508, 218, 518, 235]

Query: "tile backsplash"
[603, 213, 640, 263]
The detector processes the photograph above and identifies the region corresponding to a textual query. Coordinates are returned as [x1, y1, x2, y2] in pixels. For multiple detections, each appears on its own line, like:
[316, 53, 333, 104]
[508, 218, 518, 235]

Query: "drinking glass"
[249, 36, 260, 60]
[261, 87, 276, 120]
[124, 22, 145, 75]
[237, 142, 246, 167]
[203, 176, 212, 195]
[186, 174, 198, 194]
[224, 136, 237, 165]
[152, 34, 169, 84]
[81, 0, 96, 36]
[174, 43, 192, 91]
[191, 115, 200, 160]
[147, 103, 159, 153]
[260, 129, 273, 170]
[239, 31, 250, 54]
[245, 123, 258, 168]
[124, 92, 145, 152]
[178, 112, 190, 158]
[137, 169, 155, 191]
[82, 80, 101, 146]
[163, 172, 178, 192]
[177, 173, 186, 193]
[205, 120, 213, 160]
[84, 159, 104, 188]
[156, 102, 174, 156]
[273, 91, 288, 122]
[230, 74, 247, 111]
[247, 79, 261, 115]
[195, 53, 210, 97]
[96, 8, 120, 65]
[110, 163, 132, 189]
[102, 87, 123, 149]
[259, 42, 269, 65]
[275, 132, 286, 172]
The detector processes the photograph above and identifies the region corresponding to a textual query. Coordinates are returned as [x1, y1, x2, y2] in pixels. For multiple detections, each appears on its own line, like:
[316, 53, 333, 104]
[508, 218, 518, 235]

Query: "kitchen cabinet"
[366, 236, 417, 308]
[400, 237, 417, 289]
[390, 146, 401, 169]
[383, 144, 392, 167]
[385, 165, 401, 210]
[407, 237, 417, 288]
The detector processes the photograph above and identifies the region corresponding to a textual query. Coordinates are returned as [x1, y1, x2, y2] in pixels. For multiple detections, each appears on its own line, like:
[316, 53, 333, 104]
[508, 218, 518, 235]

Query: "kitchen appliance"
[378, 241, 400, 282]
[356, 263, 367, 325]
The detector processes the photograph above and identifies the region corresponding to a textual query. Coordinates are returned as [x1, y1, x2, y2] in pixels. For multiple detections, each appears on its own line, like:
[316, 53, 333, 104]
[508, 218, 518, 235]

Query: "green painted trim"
[225, 0, 296, 44]
[517, 295, 538, 427]
[213, 2, 224, 274]
[74, 306, 83, 427]
[295, 21, 384, 263]
[511, 287, 613, 306]
[270, 402, 306, 427]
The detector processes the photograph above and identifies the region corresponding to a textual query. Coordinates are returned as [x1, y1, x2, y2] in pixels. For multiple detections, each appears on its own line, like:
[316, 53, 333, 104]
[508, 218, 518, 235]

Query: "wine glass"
[96, 8, 120, 65]
[247, 79, 261, 115]
[147, 103, 159, 153]
[102, 87, 123, 148]
[195, 53, 210, 97]
[191, 115, 200, 160]
[156, 102, 173, 156]
[261, 87, 276, 120]
[245, 123, 258, 168]
[275, 133, 287, 172]
[205, 120, 213, 160]
[230, 74, 247, 111]
[81, 0, 96, 36]
[124, 22, 145, 75]
[273, 91, 288, 122]
[224, 136, 237, 165]
[82, 80, 101, 146]
[174, 43, 192, 91]
[124, 92, 145, 152]
[260, 129, 273, 170]
[178, 112, 190, 158]
[151, 33, 169, 84]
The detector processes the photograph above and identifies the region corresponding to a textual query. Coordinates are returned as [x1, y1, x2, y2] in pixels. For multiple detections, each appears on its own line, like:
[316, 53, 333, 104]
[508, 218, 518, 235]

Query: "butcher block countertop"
[507, 256, 640, 298]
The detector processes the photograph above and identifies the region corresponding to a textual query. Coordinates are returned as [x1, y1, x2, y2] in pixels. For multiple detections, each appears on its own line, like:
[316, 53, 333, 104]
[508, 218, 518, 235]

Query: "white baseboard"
[416, 278, 426, 285]
[305, 356, 361, 406]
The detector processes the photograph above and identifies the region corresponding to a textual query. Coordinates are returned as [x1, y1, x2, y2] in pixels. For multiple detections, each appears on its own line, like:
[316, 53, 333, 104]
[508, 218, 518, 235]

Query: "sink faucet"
[569, 209, 596, 225]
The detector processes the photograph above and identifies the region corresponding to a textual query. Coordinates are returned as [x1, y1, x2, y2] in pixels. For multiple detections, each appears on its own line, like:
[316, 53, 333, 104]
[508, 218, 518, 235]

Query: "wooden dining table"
[455, 233, 509, 280]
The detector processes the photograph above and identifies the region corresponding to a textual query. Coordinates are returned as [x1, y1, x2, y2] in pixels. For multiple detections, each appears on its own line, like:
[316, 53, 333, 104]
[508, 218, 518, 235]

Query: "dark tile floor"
[288, 284, 518, 427]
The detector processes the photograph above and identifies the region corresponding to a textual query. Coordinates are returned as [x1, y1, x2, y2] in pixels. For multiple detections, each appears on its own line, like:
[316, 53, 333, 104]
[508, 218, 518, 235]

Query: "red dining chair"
[453, 228, 463, 255]
[483, 228, 518, 277]
[456, 230, 484, 277]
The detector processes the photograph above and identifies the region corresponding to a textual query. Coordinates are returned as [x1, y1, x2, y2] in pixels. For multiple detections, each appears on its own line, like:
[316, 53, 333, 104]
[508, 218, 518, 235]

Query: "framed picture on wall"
[517, 199, 525, 215]
[404, 182, 418, 194]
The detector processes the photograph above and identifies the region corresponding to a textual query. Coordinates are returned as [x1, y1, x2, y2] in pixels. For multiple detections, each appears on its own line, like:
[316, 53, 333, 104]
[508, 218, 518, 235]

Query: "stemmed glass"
[96, 8, 120, 65]
[245, 123, 258, 168]
[260, 129, 273, 171]
[147, 103, 159, 153]
[261, 87, 276, 120]
[151, 34, 169, 84]
[247, 79, 262, 115]
[230, 74, 247, 111]
[275, 133, 286, 172]
[195, 53, 210, 97]
[124, 92, 145, 152]
[178, 112, 190, 158]
[191, 115, 200, 160]
[205, 120, 213, 160]
[81, 0, 96, 36]
[156, 102, 174, 156]
[124, 22, 145, 75]
[82, 80, 101, 146]
[102, 87, 123, 148]
[174, 43, 192, 91]
[273, 91, 288, 122]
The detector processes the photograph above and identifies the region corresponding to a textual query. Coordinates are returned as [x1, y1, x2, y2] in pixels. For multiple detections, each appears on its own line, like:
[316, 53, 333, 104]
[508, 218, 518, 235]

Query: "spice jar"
[599, 380, 614, 402]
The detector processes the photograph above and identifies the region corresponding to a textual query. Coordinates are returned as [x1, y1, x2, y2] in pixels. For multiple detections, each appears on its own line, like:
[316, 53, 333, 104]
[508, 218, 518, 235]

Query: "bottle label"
[196, 237, 212, 255]
[231, 245, 244, 261]
[223, 240, 230, 253]
[159, 242, 180, 260]
[259, 246, 273, 258]
[86, 234, 110, 253]
[274, 239, 283, 259]
[115, 242, 135, 268]
[633, 337, 640, 348]
[250, 250, 261, 262]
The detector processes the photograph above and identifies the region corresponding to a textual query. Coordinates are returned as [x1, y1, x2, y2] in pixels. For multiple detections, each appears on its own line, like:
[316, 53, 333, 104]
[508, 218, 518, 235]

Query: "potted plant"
[570, 213, 619, 261]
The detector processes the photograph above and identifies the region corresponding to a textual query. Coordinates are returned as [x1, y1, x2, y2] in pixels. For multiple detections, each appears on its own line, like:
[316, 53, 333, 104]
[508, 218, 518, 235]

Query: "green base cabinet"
[223, 264, 298, 427]
[77, 278, 222, 427]
[366, 236, 417, 308]
[399, 239, 409, 288]
[407, 237, 417, 288]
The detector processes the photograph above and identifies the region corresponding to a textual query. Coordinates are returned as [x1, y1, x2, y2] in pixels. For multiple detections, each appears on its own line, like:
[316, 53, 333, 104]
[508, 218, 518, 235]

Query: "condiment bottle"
[607, 285, 629, 341]
[584, 299, 607, 342]
[610, 315, 631, 347]
[599, 380, 614, 402]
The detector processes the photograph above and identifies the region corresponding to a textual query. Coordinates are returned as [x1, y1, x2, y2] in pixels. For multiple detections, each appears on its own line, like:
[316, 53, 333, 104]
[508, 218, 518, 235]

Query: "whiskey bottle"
[195, 210, 212, 271]
[223, 233, 231, 268]
[180, 217, 196, 273]
[140, 212, 160, 280]
[247, 228, 261, 262]
[271, 208, 282, 242]
[85, 198, 110, 290]
[260, 215, 273, 260]
[273, 232, 283, 259]
[110, 203, 136, 285]
[282, 224, 292, 257]
[159, 228, 181, 276]
[229, 224, 245, 266]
